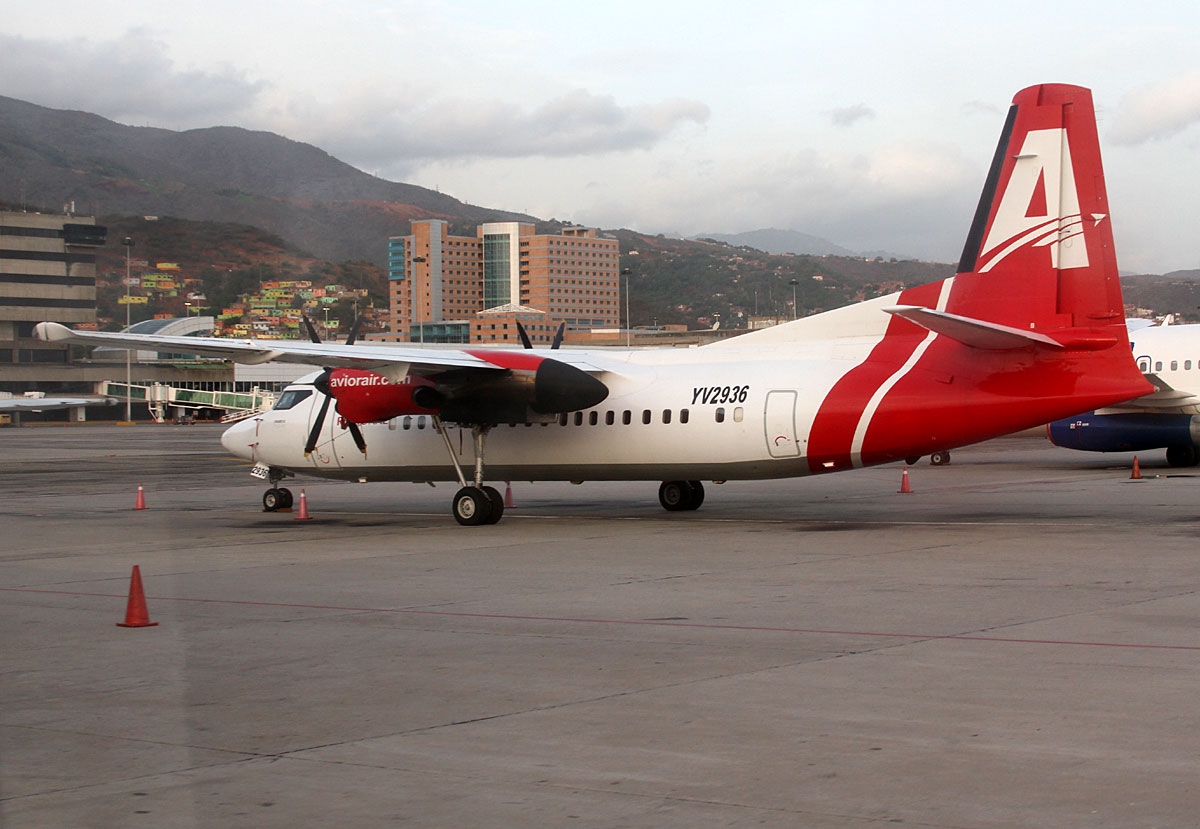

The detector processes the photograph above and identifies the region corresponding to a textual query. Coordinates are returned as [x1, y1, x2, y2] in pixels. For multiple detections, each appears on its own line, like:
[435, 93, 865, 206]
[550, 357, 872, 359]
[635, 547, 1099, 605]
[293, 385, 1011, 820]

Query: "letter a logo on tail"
[977, 128, 1087, 273]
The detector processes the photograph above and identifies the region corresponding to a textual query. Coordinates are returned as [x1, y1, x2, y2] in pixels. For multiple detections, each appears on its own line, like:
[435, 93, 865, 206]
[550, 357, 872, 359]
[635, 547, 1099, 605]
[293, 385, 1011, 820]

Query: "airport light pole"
[122, 236, 134, 423]
[621, 267, 631, 347]
[789, 278, 798, 320]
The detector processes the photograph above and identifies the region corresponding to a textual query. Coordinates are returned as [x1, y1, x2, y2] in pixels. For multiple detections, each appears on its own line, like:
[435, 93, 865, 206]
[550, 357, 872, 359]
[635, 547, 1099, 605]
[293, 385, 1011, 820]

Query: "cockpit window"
[273, 389, 313, 410]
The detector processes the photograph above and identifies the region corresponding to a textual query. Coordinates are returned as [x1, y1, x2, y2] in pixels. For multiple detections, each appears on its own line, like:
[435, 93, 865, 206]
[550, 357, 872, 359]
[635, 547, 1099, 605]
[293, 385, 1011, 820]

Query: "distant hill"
[691, 229, 902, 261]
[0, 95, 533, 265]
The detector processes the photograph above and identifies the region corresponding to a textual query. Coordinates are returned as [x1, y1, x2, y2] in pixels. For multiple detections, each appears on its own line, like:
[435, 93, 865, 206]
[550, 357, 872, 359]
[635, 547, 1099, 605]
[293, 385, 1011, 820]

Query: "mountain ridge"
[0, 95, 533, 264]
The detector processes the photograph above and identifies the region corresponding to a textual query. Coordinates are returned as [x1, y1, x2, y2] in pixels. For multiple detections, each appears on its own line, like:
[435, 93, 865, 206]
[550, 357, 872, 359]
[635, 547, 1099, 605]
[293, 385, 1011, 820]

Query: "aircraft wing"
[0, 396, 119, 411]
[1097, 374, 1200, 414]
[34, 321, 606, 378]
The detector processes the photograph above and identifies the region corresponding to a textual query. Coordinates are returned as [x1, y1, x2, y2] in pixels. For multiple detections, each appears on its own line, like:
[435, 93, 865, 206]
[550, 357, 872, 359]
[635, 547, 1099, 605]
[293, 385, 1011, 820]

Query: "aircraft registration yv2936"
[37, 84, 1153, 526]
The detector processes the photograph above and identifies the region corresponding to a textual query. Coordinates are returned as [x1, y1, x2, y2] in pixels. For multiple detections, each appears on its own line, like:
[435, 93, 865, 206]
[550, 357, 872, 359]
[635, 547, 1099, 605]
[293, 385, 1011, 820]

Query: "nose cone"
[221, 418, 257, 460]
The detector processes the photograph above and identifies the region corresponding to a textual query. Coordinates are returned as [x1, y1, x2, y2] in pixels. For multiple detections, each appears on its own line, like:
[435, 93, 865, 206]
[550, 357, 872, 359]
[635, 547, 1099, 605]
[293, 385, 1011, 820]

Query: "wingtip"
[34, 322, 72, 342]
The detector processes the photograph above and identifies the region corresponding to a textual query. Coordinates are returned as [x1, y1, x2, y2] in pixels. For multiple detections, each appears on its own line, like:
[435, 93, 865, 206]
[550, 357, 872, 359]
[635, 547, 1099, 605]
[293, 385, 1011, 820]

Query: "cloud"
[309, 88, 710, 172]
[828, 103, 875, 128]
[0, 31, 266, 126]
[1109, 71, 1200, 145]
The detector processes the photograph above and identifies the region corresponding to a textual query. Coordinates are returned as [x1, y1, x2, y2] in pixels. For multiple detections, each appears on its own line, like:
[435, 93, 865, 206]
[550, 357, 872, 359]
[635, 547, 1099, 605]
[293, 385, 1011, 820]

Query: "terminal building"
[385, 220, 621, 344]
[0, 209, 105, 370]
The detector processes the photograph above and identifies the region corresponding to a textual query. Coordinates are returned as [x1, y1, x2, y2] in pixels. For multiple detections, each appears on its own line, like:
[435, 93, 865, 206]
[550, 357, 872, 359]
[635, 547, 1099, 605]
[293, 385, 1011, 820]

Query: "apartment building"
[385, 220, 620, 343]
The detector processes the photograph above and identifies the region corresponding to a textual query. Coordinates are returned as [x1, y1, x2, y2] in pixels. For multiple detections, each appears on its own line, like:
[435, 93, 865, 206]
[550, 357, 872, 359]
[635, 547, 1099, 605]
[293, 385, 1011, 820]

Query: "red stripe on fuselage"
[805, 281, 944, 473]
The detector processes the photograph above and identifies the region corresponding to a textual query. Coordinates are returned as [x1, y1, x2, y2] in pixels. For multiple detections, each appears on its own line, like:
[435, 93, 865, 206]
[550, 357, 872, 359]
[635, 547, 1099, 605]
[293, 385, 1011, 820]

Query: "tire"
[1166, 444, 1198, 467]
[930, 451, 951, 466]
[277, 488, 294, 509]
[453, 487, 492, 526]
[659, 480, 693, 512]
[263, 488, 282, 511]
[481, 485, 505, 524]
[685, 480, 705, 510]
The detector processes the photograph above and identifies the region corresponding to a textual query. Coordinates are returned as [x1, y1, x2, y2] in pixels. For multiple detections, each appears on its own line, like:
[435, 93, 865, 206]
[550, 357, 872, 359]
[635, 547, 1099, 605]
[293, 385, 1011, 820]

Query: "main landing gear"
[437, 420, 506, 526]
[659, 480, 705, 511]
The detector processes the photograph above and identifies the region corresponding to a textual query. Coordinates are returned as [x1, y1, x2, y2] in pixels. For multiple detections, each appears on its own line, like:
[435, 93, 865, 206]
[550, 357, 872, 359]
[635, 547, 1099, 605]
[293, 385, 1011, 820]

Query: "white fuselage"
[221, 335, 886, 483]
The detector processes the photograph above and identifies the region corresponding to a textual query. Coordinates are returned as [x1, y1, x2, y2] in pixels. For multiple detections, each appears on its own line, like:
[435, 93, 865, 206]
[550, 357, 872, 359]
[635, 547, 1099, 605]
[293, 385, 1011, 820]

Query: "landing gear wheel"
[453, 486, 493, 526]
[659, 480, 703, 512]
[1166, 444, 1198, 467]
[263, 488, 284, 512]
[930, 451, 951, 466]
[481, 485, 505, 525]
[277, 487, 294, 509]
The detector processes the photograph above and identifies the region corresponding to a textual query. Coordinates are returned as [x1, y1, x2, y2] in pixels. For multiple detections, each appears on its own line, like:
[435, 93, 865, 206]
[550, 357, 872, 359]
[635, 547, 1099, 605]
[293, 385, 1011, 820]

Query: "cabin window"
[402, 416, 413, 430]
[588, 411, 598, 426]
[273, 389, 312, 410]
[680, 408, 690, 424]
[1187, 361, 1193, 371]
[574, 412, 584, 426]
[622, 410, 632, 425]
[642, 409, 652, 424]
[1156, 361, 1163, 372]
[715, 407, 725, 423]
[733, 407, 744, 422]
[416, 416, 427, 430]
[662, 409, 672, 424]
[1171, 361, 1179, 371]
[605, 411, 615, 425]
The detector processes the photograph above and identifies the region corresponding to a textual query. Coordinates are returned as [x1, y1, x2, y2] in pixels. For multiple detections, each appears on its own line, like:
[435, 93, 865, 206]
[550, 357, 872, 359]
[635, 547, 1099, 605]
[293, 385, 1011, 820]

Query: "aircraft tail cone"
[504, 481, 514, 509]
[133, 484, 147, 510]
[116, 565, 158, 628]
[294, 488, 312, 520]
[1131, 456, 1142, 480]
[898, 466, 913, 494]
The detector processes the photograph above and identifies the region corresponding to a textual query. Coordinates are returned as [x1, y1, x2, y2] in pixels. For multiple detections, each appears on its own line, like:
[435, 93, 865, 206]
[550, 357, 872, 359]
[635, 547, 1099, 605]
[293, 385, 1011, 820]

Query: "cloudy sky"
[2, 0, 1199, 273]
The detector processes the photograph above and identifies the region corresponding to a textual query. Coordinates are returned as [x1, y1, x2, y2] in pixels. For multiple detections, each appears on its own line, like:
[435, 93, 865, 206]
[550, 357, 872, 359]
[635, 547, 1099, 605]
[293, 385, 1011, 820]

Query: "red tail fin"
[805, 84, 1153, 471]
[950, 84, 1123, 331]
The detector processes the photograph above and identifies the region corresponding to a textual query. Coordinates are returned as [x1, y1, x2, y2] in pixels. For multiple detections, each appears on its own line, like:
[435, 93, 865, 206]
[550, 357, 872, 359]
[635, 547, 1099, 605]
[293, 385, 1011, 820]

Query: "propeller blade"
[347, 421, 367, 456]
[515, 320, 533, 350]
[345, 316, 364, 346]
[301, 314, 322, 344]
[550, 322, 565, 350]
[305, 393, 331, 456]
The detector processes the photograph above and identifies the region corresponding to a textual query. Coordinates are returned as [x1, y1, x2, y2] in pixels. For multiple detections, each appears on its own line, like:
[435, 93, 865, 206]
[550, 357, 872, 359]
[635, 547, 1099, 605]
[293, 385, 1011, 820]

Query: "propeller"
[515, 320, 566, 350]
[301, 314, 368, 457]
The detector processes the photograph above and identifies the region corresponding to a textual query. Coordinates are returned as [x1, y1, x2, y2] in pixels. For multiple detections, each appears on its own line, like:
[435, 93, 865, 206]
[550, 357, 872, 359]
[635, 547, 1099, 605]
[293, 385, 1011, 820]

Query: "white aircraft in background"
[37, 84, 1153, 525]
[1048, 318, 1200, 466]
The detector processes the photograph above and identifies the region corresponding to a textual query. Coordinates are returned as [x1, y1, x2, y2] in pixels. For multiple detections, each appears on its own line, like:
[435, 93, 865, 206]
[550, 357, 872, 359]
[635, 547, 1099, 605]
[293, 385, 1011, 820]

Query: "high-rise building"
[385, 220, 619, 343]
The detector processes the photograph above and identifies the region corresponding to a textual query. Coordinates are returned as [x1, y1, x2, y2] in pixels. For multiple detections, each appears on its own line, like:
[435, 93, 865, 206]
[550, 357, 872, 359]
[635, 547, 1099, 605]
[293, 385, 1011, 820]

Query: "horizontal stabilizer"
[884, 306, 1063, 350]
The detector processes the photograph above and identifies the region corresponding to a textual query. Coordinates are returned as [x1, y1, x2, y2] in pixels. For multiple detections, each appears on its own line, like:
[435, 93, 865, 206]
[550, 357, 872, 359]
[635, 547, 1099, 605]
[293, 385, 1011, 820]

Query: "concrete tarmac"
[2, 424, 1199, 827]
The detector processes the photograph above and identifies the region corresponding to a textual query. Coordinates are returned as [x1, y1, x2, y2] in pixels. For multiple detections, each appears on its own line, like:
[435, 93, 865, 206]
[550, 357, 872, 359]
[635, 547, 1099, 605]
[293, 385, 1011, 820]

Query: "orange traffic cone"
[294, 488, 312, 520]
[1131, 456, 1142, 480]
[504, 481, 514, 508]
[116, 565, 158, 628]
[898, 466, 913, 493]
[133, 484, 147, 510]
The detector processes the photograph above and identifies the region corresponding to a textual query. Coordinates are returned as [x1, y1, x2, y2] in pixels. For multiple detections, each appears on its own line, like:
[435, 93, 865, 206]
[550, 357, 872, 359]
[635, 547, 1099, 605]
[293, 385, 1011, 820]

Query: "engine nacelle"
[1047, 411, 1200, 453]
[326, 368, 442, 423]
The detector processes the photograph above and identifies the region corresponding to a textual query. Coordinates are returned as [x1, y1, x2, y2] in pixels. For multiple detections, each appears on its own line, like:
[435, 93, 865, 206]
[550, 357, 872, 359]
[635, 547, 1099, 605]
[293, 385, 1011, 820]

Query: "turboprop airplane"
[1048, 319, 1200, 466]
[37, 83, 1154, 525]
